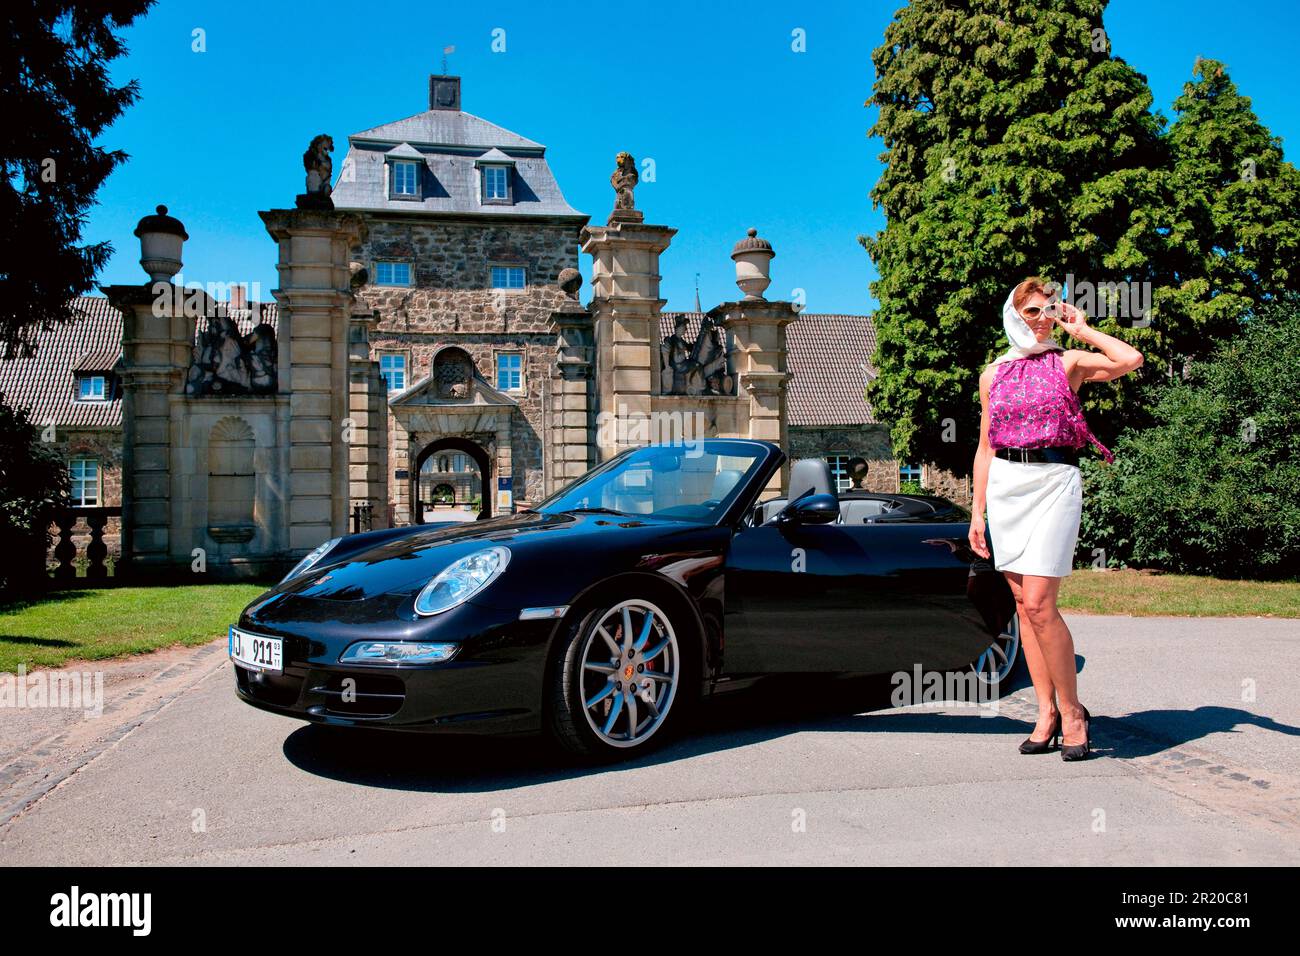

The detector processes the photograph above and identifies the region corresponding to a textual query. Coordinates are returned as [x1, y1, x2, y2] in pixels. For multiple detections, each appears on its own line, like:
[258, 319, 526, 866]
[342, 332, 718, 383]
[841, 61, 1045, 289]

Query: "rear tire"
[547, 595, 694, 762]
[967, 611, 1024, 698]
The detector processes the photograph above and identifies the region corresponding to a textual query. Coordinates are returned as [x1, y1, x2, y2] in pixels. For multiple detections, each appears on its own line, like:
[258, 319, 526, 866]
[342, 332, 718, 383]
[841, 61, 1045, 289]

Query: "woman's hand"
[968, 512, 991, 559]
[1052, 302, 1092, 340]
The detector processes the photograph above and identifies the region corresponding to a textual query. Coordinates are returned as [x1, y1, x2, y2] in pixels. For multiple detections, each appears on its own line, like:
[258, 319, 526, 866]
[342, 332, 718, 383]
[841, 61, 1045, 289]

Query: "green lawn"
[1059, 569, 1300, 617]
[0, 584, 267, 672]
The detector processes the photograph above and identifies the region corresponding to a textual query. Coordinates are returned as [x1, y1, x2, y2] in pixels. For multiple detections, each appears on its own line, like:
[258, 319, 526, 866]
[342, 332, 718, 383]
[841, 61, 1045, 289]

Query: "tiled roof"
[661, 312, 879, 427]
[0, 297, 124, 428]
[0, 298, 283, 430]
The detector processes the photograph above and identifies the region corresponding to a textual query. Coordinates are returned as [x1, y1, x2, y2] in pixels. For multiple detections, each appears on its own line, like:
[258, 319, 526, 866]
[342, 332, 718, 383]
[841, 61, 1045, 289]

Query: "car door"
[723, 511, 1011, 678]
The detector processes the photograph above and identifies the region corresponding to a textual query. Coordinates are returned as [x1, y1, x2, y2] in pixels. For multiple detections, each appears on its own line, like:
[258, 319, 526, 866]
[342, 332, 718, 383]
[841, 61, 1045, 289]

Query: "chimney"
[429, 75, 461, 111]
[230, 284, 247, 310]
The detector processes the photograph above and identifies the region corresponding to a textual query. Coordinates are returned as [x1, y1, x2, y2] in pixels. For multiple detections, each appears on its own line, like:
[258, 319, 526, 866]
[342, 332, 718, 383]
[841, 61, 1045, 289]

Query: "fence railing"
[350, 501, 374, 535]
[50, 506, 123, 583]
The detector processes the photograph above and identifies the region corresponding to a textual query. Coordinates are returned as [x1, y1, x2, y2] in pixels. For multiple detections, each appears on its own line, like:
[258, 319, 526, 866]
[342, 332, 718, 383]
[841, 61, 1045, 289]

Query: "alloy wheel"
[578, 599, 680, 749]
[971, 612, 1020, 686]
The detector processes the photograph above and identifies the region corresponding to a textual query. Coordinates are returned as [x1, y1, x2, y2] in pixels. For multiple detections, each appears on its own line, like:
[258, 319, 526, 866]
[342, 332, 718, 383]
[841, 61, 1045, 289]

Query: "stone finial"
[608, 151, 644, 224]
[731, 227, 775, 300]
[349, 260, 369, 291]
[297, 134, 335, 210]
[557, 267, 582, 299]
[554, 267, 587, 314]
[133, 204, 187, 282]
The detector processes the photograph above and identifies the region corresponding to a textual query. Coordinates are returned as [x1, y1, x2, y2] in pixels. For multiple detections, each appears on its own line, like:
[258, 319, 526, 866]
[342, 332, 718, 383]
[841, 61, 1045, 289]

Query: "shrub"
[1078, 300, 1300, 579]
[0, 396, 69, 593]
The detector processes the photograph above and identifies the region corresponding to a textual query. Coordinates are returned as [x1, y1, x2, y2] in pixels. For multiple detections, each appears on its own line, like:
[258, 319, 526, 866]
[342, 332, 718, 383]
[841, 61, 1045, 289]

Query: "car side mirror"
[781, 493, 839, 525]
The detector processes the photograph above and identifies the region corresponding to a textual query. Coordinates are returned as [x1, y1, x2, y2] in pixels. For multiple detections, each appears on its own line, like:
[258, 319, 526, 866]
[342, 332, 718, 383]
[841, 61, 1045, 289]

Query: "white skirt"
[985, 456, 1082, 578]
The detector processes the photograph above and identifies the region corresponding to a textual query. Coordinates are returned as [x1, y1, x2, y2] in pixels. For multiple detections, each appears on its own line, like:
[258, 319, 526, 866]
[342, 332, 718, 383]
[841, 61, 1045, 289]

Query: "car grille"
[307, 672, 406, 719]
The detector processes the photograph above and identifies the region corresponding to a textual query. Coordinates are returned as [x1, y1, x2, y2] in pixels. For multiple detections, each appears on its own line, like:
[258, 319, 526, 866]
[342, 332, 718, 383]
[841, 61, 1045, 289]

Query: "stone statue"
[245, 323, 278, 392]
[303, 135, 334, 195]
[186, 313, 278, 396]
[297, 135, 335, 210]
[660, 314, 734, 396]
[611, 152, 638, 211]
[847, 457, 868, 490]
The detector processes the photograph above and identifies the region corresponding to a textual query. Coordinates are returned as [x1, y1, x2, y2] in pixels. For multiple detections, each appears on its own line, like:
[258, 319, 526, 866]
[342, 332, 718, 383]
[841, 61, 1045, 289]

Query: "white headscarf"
[990, 287, 1064, 366]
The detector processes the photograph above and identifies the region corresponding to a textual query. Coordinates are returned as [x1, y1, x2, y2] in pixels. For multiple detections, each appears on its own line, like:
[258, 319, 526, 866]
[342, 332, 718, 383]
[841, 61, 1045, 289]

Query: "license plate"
[229, 626, 283, 674]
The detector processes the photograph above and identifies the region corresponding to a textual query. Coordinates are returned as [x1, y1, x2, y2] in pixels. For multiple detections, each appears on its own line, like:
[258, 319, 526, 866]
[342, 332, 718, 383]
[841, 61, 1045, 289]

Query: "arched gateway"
[386, 346, 521, 527]
[413, 436, 491, 522]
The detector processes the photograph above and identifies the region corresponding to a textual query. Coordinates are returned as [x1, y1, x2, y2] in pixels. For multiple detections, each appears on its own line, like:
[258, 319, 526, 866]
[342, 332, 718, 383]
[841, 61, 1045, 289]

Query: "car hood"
[266, 510, 720, 607]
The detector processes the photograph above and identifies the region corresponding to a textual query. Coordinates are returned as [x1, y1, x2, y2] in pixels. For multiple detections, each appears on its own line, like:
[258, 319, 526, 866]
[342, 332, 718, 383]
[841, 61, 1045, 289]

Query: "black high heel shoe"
[1018, 712, 1061, 754]
[1061, 706, 1092, 761]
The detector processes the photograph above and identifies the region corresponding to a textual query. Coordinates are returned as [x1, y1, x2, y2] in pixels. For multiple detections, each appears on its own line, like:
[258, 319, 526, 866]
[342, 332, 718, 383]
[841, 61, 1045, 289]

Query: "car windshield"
[534, 442, 769, 524]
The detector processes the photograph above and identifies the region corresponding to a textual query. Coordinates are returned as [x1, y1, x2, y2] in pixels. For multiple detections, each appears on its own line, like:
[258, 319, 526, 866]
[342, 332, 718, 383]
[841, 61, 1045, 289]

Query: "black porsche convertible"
[231, 439, 1019, 759]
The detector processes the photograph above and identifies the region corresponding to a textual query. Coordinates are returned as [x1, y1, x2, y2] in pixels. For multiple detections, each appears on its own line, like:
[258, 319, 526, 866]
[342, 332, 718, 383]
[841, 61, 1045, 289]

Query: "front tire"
[548, 597, 690, 761]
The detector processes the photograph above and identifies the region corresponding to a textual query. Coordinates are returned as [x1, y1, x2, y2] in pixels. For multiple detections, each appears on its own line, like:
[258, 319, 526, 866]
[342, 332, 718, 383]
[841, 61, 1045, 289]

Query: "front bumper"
[231, 599, 563, 735]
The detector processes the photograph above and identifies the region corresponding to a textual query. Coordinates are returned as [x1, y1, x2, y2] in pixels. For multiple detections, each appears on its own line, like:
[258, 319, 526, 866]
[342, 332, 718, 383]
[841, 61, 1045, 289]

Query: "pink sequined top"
[988, 351, 1114, 463]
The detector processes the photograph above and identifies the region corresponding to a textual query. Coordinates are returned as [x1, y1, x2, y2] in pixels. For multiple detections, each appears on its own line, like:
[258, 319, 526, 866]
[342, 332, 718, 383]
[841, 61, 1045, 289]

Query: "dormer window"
[385, 144, 425, 201]
[475, 150, 516, 206]
[483, 166, 510, 202]
[77, 374, 108, 402]
[392, 161, 419, 196]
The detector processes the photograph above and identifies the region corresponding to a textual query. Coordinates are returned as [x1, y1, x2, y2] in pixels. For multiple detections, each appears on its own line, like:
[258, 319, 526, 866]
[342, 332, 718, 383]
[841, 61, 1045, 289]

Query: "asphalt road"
[2, 615, 1297, 866]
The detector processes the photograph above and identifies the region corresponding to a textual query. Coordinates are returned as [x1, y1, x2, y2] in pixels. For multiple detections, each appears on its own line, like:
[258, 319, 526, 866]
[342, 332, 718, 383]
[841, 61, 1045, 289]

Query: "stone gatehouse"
[2, 74, 965, 579]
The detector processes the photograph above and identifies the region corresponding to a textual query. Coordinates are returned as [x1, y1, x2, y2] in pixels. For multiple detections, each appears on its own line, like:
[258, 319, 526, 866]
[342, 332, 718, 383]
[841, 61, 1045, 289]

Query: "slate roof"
[0, 297, 124, 428]
[0, 298, 283, 430]
[332, 108, 585, 220]
[661, 312, 879, 427]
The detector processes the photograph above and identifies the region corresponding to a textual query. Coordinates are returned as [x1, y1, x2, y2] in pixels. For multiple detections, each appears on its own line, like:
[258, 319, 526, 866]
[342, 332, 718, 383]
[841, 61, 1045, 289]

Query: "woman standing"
[968, 278, 1143, 760]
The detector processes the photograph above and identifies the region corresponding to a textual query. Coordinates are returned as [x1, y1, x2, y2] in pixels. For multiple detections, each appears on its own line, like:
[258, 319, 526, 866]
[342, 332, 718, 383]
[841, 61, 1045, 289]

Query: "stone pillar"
[715, 299, 799, 497]
[260, 208, 368, 554]
[580, 218, 675, 460]
[347, 306, 389, 528]
[547, 297, 595, 496]
[103, 281, 204, 577]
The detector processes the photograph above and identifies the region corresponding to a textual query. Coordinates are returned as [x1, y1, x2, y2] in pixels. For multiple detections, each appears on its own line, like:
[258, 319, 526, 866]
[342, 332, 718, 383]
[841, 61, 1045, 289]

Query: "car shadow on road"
[279, 655, 1300, 792]
[278, 670, 1039, 793]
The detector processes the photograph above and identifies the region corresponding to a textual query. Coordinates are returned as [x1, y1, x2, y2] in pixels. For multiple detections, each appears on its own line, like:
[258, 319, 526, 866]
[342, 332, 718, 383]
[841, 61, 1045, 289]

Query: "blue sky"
[87, 0, 1300, 314]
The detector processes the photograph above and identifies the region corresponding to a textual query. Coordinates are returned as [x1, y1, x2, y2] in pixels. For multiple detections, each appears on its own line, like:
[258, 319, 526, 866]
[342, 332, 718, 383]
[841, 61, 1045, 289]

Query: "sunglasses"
[1021, 302, 1062, 319]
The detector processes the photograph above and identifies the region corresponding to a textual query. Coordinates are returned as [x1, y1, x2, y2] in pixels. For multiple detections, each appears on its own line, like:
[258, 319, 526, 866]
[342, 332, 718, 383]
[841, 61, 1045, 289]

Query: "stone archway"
[413, 436, 492, 523]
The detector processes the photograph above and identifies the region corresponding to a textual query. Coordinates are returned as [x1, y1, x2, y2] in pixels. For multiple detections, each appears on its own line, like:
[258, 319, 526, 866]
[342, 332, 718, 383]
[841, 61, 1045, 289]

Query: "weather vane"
[441, 44, 455, 74]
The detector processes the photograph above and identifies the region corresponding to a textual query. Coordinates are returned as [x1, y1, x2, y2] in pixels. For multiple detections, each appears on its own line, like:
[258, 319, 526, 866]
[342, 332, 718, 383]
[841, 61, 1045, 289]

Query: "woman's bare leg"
[1003, 571, 1058, 740]
[1018, 574, 1086, 745]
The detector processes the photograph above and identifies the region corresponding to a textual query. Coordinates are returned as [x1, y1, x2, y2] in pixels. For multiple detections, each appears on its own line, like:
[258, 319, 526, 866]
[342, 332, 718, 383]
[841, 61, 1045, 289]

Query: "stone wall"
[60, 429, 123, 508]
[354, 217, 580, 510]
[789, 423, 971, 502]
[49, 428, 124, 566]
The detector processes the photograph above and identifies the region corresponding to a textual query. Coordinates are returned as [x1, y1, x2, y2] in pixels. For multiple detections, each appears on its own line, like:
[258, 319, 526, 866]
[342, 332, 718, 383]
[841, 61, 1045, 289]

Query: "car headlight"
[339, 642, 459, 665]
[414, 546, 510, 616]
[281, 536, 341, 584]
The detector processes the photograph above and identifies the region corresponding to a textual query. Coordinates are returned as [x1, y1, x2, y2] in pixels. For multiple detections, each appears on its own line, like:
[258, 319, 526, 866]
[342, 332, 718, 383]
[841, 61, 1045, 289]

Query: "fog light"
[339, 642, 459, 665]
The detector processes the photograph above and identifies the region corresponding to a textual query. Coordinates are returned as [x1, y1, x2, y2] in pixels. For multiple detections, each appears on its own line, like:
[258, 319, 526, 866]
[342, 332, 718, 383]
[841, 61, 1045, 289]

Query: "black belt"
[995, 446, 1080, 466]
